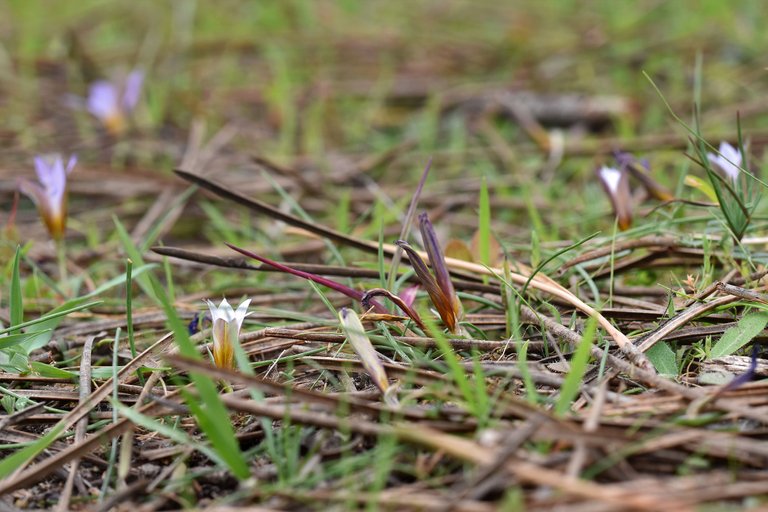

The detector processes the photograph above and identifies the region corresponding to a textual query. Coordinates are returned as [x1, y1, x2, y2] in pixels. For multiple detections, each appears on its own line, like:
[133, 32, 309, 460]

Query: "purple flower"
[205, 298, 251, 370]
[399, 285, 419, 308]
[19, 155, 77, 241]
[87, 70, 144, 135]
[707, 142, 742, 182]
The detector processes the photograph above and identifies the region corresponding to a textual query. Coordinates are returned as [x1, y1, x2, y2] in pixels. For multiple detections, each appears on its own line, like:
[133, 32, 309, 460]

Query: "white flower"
[597, 166, 623, 194]
[707, 142, 742, 182]
[596, 165, 633, 230]
[205, 298, 250, 369]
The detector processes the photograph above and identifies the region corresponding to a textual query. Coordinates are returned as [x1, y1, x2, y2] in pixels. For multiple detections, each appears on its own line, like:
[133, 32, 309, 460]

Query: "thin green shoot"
[1, 300, 100, 341]
[420, 314, 481, 418]
[124, 261, 136, 358]
[114, 403, 227, 468]
[306, 280, 340, 317]
[10, 246, 22, 334]
[478, 176, 491, 284]
[0, 422, 66, 479]
[555, 317, 596, 416]
[608, 218, 618, 307]
[113, 215, 156, 300]
[56, 239, 68, 294]
[100, 327, 122, 499]
[521, 232, 599, 297]
[515, 338, 539, 405]
[261, 169, 345, 265]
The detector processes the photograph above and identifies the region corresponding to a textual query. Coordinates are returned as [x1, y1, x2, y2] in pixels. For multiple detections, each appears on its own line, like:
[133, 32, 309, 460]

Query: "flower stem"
[56, 239, 68, 295]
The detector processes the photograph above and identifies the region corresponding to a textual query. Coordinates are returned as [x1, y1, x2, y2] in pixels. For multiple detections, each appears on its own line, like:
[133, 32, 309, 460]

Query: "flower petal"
[33, 156, 54, 185]
[19, 180, 51, 215]
[597, 166, 622, 194]
[234, 299, 251, 329]
[121, 70, 144, 111]
[597, 166, 633, 230]
[396, 240, 458, 333]
[217, 298, 236, 322]
[87, 81, 120, 120]
[339, 307, 397, 406]
[418, 213, 459, 316]
[707, 142, 742, 182]
[212, 317, 234, 370]
[22, 154, 72, 241]
[65, 155, 77, 175]
[206, 299, 221, 322]
[399, 285, 419, 308]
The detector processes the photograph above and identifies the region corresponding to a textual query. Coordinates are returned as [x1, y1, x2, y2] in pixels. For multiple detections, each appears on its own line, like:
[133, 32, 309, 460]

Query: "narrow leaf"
[0, 423, 65, 479]
[10, 246, 22, 333]
[555, 318, 596, 416]
[477, 177, 491, 270]
[339, 308, 398, 407]
[226, 243, 387, 313]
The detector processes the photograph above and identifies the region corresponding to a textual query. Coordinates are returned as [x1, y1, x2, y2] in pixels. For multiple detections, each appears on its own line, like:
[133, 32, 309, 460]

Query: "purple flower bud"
[397, 222, 464, 336]
[86, 70, 144, 134]
[19, 154, 76, 240]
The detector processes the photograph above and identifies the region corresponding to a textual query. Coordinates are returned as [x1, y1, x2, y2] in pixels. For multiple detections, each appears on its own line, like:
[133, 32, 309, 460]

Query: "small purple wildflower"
[188, 312, 208, 334]
[19, 154, 77, 241]
[87, 70, 144, 135]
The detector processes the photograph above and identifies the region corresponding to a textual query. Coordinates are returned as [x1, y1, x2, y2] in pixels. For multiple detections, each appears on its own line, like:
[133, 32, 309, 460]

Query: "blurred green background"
[1, 0, 766, 243]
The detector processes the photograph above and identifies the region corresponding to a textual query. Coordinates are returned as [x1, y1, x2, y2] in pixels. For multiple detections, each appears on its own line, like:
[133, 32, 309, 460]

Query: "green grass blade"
[1, 301, 100, 337]
[478, 177, 491, 284]
[0, 331, 49, 351]
[0, 422, 65, 479]
[10, 246, 22, 334]
[421, 314, 476, 416]
[113, 402, 226, 467]
[478, 177, 491, 265]
[555, 318, 596, 416]
[148, 276, 250, 479]
[113, 215, 157, 301]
